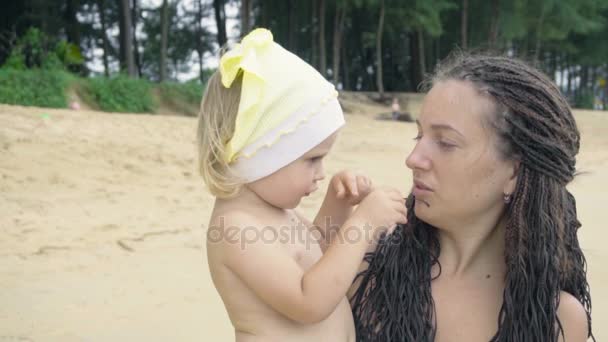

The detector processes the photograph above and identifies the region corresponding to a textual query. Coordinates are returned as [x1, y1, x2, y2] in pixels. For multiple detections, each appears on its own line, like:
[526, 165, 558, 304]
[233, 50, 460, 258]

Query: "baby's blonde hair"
[197, 71, 243, 198]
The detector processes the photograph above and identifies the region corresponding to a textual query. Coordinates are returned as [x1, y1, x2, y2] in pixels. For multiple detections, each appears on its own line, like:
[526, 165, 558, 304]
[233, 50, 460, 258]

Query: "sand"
[0, 99, 606, 341]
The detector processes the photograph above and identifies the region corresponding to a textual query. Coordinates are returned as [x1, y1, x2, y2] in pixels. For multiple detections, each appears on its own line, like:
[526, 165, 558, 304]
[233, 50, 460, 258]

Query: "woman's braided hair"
[351, 53, 594, 341]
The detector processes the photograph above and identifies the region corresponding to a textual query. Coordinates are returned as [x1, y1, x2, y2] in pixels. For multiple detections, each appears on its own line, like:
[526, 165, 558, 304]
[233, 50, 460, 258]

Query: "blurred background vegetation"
[0, 0, 607, 113]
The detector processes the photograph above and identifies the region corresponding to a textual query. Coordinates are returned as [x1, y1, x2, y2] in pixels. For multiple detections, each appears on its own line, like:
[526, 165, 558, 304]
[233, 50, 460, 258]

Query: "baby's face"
[248, 132, 338, 209]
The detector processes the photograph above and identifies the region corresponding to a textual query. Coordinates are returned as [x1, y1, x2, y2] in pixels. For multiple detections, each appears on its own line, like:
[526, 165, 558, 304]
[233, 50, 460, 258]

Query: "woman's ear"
[504, 159, 520, 196]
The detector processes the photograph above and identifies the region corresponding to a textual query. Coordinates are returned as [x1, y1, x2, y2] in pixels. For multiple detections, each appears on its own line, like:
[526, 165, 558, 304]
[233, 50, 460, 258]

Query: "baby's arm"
[216, 210, 371, 324]
[313, 171, 372, 252]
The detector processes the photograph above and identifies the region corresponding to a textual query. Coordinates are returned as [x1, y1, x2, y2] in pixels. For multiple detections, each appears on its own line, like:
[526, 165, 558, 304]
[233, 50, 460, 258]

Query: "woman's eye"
[413, 134, 422, 141]
[438, 141, 456, 150]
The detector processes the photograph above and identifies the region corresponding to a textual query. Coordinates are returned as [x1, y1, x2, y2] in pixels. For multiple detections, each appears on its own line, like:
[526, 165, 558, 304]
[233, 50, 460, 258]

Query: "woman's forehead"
[420, 80, 496, 132]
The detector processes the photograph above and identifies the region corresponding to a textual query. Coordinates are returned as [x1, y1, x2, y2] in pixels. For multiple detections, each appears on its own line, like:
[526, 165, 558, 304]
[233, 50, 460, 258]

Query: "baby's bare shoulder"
[207, 209, 292, 260]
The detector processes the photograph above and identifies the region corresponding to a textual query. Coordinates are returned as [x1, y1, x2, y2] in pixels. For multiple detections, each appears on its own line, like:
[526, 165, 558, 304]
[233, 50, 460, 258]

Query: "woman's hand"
[330, 170, 373, 205]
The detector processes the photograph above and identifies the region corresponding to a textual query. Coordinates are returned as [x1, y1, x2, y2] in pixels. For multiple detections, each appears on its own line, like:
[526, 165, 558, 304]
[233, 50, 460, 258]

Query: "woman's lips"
[412, 180, 433, 197]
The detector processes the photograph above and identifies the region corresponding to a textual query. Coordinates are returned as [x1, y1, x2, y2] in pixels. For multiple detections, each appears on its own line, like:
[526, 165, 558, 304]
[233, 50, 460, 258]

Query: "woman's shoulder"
[557, 291, 589, 342]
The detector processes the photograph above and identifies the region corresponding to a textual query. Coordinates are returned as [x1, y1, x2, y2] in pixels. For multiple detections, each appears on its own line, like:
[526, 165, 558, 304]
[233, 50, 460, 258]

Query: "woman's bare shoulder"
[557, 291, 589, 342]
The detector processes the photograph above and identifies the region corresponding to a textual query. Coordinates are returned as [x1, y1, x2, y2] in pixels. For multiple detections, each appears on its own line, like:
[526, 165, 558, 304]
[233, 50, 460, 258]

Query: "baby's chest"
[281, 233, 323, 271]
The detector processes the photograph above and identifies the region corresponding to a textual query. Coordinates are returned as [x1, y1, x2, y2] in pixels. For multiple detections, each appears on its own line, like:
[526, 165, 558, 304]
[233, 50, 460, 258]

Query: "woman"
[350, 54, 594, 341]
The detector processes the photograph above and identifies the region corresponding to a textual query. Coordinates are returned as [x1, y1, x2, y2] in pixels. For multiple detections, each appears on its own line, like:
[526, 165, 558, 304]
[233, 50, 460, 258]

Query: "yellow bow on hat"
[219, 28, 337, 163]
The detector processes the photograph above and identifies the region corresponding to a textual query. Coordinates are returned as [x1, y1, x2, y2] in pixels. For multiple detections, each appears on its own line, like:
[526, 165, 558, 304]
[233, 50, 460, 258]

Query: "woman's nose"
[405, 145, 431, 171]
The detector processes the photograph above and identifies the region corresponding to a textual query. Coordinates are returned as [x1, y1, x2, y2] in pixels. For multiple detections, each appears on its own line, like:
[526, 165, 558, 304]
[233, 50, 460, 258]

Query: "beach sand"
[1, 98, 606, 341]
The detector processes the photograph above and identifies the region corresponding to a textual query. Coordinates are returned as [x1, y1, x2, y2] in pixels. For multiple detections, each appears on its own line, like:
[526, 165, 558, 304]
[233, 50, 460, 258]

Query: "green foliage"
[575, 89, 595, 109]
[157, 80, 204, 116]
[2, 27, 84, 71]
[85, 75, 156, 113]
[0, 69, 70, 108]
[55, 40, 85, 67]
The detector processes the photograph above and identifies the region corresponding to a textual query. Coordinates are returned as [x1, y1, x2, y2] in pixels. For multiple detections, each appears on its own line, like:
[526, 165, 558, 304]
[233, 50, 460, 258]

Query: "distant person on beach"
[391, 97, 401, 120]
[198, 28, 406, 341]
[350, 54, 594, 341]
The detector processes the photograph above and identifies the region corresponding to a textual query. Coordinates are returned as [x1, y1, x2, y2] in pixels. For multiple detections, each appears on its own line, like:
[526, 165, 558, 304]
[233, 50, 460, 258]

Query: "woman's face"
[406, 80, 518, 230]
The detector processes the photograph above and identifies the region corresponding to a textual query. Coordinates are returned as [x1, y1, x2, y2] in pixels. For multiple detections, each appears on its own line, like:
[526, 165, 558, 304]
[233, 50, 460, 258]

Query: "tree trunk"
[131, 0, 141, 77]
[573, 66, 580, 100]
[64, 0, 80, 47]
[534, 3, 548, 63]
[160, 0, 169, 81]
[549, 50, 557, 82]
[602, 64, 608, 110]
[581, 65, 589, 94]
[461, 0, 468, 50]
[560, 53, 567, 92]
[260, 0, 268, 27]
[311, 0, 317, 67]
[118, 0, 126, 70]
[578, 65, 586, 100]
[590, 65, 597, 93]
[342, 40, 351, 90]
[567, 56, 573, 98]
[409, 31, 421, 91]
[488, 0, 500, 47]
[119, 0, 136, 76]
[287, 0, 295, 51]
[418, 30, 426, 82]
[332, 3, 346, 86]
[241, 0, 251, 37]
[196, 0, 205, 82]
[319, 0, 326, 76]
[97, 0, 110, 76]
[213, 0, 227, 47]
[376, 0, 385, 98]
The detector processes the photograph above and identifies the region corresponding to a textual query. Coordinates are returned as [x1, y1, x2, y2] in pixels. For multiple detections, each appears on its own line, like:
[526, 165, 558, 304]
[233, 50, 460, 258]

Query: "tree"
[487, 0, 500, 47]
[375, 0, 385, 97]
[160, 0, 169, 81]
[461, 0, 468, 49]
[96, 0, 111, 76]
[213, 0, 227, 47]
[195, 0, 209, 82]
[318, 0, 327, 76]
[118, 0, 136, 76]
[131, 0, 142, 75]
[332, 0, 348, 86]
[241, 0, 252, 36]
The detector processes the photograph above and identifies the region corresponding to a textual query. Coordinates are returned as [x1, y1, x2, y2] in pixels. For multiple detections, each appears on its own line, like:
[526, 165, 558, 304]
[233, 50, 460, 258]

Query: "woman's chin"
[413, 199, 435, 223]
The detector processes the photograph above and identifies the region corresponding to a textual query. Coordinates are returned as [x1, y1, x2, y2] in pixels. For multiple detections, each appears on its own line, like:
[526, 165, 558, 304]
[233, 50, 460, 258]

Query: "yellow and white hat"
[220, 28, 344, 182]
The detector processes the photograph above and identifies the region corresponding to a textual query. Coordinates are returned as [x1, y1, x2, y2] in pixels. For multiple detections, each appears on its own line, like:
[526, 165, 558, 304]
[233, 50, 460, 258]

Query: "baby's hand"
[330, 170, 372, 205]
[352, 187, 408, 237]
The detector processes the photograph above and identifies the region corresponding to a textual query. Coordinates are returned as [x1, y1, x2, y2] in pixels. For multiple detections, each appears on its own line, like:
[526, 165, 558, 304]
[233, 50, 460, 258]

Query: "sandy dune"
[1, 100, 606, 341]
